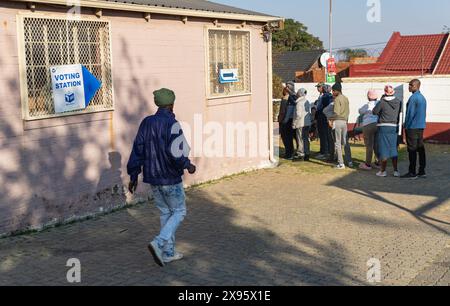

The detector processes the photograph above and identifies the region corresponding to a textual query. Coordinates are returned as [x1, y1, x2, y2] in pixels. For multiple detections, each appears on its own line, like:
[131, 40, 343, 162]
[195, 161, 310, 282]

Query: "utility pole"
[329, 0, 333, 58]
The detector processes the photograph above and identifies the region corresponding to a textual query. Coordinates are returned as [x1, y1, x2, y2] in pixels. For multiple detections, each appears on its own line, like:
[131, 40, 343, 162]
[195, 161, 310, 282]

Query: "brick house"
[349, 32, 450, 77]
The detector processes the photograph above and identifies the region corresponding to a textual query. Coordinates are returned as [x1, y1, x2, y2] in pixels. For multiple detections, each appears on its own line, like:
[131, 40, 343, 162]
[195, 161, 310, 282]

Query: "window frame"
[205, 27, 252, 100]
[17, 13, 115, 121]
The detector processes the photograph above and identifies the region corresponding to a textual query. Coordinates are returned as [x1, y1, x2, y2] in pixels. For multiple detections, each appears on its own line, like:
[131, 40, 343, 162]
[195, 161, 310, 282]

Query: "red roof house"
[349, 32, 450, 77]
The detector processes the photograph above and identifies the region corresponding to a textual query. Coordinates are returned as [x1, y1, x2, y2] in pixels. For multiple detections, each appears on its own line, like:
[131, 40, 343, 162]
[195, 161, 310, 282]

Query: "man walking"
[329, 83, 353, 169]
[401, 79, 427, 179]
[127, 88, 196, 267]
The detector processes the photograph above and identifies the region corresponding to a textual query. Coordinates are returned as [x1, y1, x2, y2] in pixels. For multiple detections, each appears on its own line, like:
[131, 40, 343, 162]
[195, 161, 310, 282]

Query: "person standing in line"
[358, 90, 380, 170]
[329, 83, 353, 169]
[323, 91, 336, 162]
[401, 79, 427, 179]
[315, 83, 327, 159]
[322, 85, 335, 161]
[372, 85, 401, 177]
[292, 88, 312, 161]
[279, 81, 297, 159]
[278, 86, 292, 159]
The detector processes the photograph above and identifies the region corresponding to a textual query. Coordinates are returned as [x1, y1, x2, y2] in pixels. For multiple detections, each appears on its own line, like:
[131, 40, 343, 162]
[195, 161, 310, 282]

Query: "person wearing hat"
[315, 83, 333, 160]
[372, 85, 401, 177]
[279, 81, 298, 159]
[127, 88, 196, 267]
[329, 83, 353, 169]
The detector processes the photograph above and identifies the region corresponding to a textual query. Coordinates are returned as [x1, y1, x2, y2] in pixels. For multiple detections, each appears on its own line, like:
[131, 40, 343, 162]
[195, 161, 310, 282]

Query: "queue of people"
[278, 79, 428, 179]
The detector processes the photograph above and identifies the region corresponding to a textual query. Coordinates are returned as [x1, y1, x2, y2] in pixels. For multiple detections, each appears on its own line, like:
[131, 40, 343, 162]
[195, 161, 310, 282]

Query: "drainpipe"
[267, 31, 276, 165]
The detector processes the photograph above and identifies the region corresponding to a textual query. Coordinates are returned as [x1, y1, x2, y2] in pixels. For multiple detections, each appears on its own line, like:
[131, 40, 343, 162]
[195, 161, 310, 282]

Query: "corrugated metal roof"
[103, 0, 271, 17]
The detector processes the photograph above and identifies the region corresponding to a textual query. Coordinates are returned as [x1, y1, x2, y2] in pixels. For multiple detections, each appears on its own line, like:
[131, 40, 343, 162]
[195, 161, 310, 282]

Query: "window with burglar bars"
[19, 16, 113, 119]
[208, 29, 251, 97]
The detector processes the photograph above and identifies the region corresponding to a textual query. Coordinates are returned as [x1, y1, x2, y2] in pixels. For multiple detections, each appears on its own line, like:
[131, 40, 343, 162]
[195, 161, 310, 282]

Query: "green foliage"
[272, 19, 323, 52]
[272, 74, 284, 99]
[340, 48, 369, 61]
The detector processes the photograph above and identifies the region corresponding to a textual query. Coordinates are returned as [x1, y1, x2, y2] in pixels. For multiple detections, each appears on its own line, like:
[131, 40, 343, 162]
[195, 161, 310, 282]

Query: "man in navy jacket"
[127, 88, 196, 267]
[402, 79, 427, 179]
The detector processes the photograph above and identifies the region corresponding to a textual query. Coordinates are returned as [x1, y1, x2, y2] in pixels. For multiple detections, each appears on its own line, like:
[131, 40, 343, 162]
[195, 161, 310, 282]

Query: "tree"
[272, 74, 284, 99]
[272, 19, 323, 52]
[340, 48, 369, 62]
[443, 25, 450, 33]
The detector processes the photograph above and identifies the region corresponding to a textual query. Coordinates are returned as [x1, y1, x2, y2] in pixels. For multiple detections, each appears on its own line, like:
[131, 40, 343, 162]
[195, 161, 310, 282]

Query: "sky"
[212, 0, 450, 51]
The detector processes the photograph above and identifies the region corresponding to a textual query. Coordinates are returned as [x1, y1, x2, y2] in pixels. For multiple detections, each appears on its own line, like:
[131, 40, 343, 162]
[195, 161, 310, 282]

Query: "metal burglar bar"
[208, 29, 250, 97]
[20, 16, 113, 119]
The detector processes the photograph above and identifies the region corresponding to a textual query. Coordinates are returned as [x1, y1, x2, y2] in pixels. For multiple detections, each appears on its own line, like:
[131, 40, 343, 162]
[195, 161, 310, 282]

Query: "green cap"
[153, 88, 176, 107]
[315, 82, 325, 88]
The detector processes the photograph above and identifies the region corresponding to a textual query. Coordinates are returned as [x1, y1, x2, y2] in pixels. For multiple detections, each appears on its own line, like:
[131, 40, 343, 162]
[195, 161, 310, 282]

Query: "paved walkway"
[0, 146, 449, 286]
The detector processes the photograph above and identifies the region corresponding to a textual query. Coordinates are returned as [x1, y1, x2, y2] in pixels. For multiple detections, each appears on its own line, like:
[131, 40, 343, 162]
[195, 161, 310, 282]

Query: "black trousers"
[317, 116, 329, 155]
[280, 119, 295, 158]
[406, 129, 426, 175]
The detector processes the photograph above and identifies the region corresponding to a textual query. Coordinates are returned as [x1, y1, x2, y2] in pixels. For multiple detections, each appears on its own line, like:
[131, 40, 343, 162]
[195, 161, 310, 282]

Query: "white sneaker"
[163, 252, 184, 263]
[336, 164, 346, 170]
[393, 171, 400, 177]
[376, 171, 387, 177]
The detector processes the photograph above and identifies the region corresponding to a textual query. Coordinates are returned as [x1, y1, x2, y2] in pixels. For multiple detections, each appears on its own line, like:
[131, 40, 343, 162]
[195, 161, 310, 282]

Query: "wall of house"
[0, 2, 271, 235]
[295, 78, 450, 143]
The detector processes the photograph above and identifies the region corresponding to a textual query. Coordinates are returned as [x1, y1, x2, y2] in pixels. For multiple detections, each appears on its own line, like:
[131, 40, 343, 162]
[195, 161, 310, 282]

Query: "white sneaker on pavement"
[394, 171, 400, 177]
[376, 171, 387, 177]
[163, 252, 184, 263]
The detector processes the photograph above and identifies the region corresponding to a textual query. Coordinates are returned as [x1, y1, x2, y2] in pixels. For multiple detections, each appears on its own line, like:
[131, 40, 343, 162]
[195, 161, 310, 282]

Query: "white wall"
[295, 78, 450, 124]
[419, 78, 450, 123]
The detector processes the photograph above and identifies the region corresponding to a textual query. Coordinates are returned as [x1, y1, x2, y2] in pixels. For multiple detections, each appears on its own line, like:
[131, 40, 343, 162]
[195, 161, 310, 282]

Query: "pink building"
[0, 0, 282, 236]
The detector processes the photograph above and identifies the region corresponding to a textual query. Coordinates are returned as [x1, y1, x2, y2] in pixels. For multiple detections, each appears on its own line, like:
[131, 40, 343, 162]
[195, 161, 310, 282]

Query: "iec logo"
[65, 92, 75, 104]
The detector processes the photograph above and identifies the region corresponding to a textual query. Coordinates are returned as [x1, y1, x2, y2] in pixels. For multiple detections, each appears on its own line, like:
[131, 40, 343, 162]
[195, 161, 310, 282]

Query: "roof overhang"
[11, 0, 283, 23]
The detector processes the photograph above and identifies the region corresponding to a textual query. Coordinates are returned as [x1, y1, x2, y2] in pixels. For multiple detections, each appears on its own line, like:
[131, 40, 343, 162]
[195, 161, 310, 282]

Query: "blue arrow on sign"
[81, 65, 102, 108]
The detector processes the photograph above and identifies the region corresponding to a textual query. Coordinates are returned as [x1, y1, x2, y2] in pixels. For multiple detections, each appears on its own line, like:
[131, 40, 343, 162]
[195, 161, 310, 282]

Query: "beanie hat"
[286, 81, 296, 95]
[153, 88, 176, 107]
[297, 88, 307, 97]
[332, 82, 342, 92]
[367, 90, 378, 100]
[384, 85, 395, 96]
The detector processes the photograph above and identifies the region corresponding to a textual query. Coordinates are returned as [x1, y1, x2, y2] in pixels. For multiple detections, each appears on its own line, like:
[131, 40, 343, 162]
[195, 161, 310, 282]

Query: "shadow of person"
[96, 151, 126, 209]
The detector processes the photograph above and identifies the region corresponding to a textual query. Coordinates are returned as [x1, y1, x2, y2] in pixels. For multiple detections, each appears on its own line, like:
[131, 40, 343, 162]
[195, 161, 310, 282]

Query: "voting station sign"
[51, 64, 102, 113]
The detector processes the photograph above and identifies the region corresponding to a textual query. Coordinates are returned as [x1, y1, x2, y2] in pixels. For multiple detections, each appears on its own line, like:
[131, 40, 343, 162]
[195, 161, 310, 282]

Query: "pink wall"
[0, 3, 271, 235]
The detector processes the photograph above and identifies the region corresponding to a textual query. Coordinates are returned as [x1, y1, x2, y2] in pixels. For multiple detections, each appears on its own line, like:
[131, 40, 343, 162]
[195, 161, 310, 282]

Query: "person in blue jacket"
[401, 79, 427, 179]
[127, 88, 196, 267]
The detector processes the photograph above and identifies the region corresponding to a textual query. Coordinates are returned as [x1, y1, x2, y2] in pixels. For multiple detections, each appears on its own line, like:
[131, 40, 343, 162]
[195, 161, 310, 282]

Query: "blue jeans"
[151, 183, 186, 257]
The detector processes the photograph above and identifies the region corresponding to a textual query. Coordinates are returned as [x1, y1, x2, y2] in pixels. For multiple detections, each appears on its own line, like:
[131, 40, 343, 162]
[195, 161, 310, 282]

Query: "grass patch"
[277, 139, 409, 174]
